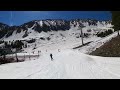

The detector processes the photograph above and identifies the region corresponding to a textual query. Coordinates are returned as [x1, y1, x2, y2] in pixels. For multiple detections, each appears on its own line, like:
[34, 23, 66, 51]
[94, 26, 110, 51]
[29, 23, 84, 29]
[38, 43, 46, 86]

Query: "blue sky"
[0, 11, 111, 26]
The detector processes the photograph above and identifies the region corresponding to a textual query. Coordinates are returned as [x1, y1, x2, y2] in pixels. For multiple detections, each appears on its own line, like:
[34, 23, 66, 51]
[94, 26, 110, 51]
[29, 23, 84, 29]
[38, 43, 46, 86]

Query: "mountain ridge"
[0, 19, 112, 40]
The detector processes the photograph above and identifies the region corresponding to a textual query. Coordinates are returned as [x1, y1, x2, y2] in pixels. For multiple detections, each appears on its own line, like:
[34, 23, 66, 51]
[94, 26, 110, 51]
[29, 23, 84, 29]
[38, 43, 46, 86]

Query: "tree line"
[111, 11, 120, 36]
[0, 40, 27, 56]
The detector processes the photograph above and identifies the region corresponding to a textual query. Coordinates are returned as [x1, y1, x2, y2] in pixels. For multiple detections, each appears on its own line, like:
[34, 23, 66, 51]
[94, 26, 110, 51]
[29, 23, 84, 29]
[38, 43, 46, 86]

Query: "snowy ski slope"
[0, 32, 120, 79]
[1, 49, 120, 79]
[0, 20, 119, 79]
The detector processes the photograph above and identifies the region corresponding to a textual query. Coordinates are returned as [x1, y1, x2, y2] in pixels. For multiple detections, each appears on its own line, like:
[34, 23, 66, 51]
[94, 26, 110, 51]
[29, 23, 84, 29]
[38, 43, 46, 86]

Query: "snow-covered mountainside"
[0, 23, 10, 39]
[1, 19, 120, 79]
[0, 19, 112, 41]
[0, 19, 113, 55]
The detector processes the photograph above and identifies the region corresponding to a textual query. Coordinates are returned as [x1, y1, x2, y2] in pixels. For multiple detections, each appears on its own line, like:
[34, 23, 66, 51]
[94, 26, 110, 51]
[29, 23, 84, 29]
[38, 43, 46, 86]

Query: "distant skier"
[50, 53, 53, 61]
[38, 50, 41, 57]
[32, 51, 34, 54]
[58, 49, 60, 52]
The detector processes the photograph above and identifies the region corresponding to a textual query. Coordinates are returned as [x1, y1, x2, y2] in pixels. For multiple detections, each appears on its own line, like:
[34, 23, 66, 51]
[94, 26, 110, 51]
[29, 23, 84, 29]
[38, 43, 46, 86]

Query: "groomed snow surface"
[1, 32, 120, 79]
[1, 49, 120, 79]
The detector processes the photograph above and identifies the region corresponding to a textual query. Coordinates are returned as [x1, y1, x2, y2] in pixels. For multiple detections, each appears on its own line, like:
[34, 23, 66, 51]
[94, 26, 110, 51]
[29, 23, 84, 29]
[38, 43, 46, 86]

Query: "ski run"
[0, 32, 120, 79]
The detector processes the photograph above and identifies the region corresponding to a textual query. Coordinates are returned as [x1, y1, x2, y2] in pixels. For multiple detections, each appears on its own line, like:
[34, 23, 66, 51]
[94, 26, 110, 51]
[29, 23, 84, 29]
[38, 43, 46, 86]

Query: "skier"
[58, 49, 60, 52]
[50, 53, 53, 61]
[32, 51, 34, 54]
[38, 50, 41, 57]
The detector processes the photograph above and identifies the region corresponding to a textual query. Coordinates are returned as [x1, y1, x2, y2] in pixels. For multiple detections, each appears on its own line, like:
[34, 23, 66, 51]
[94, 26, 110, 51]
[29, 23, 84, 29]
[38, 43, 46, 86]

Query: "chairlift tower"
[78, 24, 85, 45]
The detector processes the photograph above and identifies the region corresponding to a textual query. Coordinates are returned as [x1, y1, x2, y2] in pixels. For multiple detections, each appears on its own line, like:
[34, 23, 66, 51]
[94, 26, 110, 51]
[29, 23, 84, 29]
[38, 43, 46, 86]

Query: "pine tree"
[111, 11, 120, 36]
[4, 41, 8, 48]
